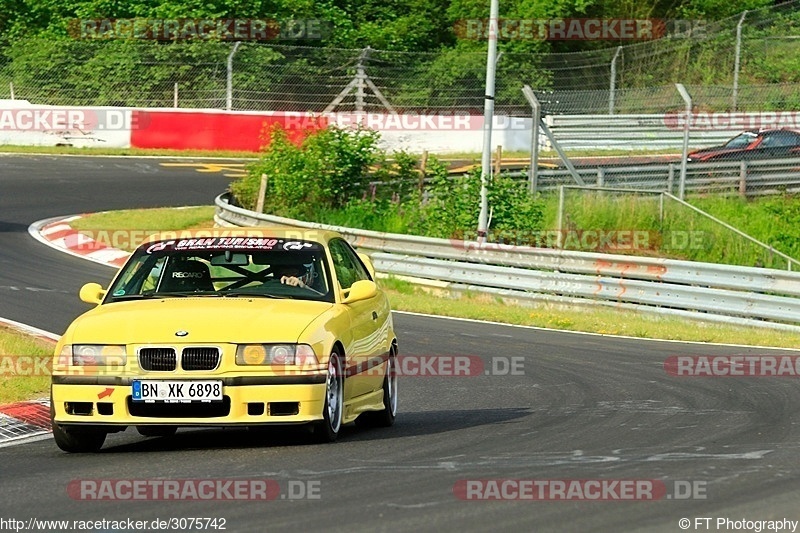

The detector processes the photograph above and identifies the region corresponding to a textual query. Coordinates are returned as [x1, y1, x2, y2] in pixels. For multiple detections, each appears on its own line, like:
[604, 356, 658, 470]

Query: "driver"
[274, 264, 315, 291]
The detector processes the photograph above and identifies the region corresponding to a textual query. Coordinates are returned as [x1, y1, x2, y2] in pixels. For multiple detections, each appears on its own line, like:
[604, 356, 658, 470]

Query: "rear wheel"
[312, 350, 344, 443]
[136, 426, 177, 438]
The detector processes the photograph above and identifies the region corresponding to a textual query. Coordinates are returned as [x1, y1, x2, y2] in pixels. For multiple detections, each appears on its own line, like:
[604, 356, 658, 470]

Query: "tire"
[356, 350, 397, 428]
[52, 423, 106, 453]
[136, 425, 177, 438]
[312, 350, 344, 443]
[50, 396, 106, 453]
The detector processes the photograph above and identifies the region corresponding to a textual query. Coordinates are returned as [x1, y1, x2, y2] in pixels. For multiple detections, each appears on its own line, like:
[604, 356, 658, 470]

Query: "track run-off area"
[1, 154, 799, 532]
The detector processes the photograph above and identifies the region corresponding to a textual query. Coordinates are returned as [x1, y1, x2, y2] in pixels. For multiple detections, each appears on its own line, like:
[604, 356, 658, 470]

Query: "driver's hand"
[281, 275, 306, 288]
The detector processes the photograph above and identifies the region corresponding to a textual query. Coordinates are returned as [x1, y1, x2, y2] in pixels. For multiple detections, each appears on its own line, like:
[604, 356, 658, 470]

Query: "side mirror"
[342, 280, 377, 304]
[79, 283, 106, 305]
[357, 252, 376, 279]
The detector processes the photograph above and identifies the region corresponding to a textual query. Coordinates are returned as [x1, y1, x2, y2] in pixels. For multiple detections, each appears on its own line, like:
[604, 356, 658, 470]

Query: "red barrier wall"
[130, 110, 327, 151]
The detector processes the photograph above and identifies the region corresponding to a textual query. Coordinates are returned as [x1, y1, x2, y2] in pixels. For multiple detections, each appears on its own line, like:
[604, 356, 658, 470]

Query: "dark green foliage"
[232, 124, 383, 218]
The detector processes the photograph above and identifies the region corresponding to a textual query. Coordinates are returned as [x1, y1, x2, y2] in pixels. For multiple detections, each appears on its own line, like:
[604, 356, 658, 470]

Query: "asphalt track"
[2, 154, 800, 532]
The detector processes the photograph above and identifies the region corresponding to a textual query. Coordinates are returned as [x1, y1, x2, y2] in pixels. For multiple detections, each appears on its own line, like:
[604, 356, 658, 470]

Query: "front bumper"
[51, 375, 327, 427]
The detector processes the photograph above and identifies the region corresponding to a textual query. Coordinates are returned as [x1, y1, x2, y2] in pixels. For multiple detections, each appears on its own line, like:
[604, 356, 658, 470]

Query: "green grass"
[0, 326, 54, 404]
[379, 277, 800, 349]
[542, 190, 800, 268]
[70, 206, 216, 251]
[0, 145, 259, 159]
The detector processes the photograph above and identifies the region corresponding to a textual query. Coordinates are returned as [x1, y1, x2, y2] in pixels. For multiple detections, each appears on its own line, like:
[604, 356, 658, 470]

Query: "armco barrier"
[214, 193, 800, 331]
[548, 114, 741, 151]
[508, 157, 800, 196]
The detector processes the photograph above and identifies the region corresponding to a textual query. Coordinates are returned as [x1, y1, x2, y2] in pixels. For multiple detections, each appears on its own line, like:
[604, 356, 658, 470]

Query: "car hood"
[66, 297, 333, 345]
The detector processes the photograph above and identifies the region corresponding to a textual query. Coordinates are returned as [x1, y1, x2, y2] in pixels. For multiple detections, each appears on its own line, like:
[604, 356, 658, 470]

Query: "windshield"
[723, 132, 757, 148]
[106, 237, 333, 303]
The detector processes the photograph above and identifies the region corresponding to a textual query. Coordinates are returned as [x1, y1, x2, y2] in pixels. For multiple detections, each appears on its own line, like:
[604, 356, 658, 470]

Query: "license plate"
[132, 380, 223, 402]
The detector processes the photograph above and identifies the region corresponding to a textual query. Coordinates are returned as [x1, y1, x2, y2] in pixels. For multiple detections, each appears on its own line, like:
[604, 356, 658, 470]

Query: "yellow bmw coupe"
[51, 228, 398, 452]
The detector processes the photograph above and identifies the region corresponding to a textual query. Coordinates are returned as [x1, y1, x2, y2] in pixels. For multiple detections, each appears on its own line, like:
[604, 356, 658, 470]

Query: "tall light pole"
[477, 0, 499, 243]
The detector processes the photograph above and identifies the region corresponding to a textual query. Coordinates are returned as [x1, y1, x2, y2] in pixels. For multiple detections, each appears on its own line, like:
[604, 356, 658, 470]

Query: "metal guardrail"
[548, 114, 750, 150]
[215, 193, 800, 330]
[510, 157, 800, 196]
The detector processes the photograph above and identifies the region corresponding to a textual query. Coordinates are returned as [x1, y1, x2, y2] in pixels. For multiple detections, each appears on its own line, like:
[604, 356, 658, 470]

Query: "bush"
[231, 123, 546, 244]
[232, 124, 383, 218]
[420, 167, 545, 240]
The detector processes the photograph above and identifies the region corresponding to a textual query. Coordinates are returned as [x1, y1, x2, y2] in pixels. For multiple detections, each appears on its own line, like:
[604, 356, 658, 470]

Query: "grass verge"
[0, 326, 54, 404]
[70, 206, 216, 251]
[0, 145, 259, 159]
[380, 277, 800, 349]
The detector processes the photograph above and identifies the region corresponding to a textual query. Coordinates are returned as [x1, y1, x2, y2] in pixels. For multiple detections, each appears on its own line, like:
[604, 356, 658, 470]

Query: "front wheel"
[52, 423, 106, 453]
[312, 350, 344, 443]
[356, 351, 397, 428]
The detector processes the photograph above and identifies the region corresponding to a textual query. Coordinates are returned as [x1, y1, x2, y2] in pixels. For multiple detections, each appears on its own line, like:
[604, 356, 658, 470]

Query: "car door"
[328, 238, 388, 397]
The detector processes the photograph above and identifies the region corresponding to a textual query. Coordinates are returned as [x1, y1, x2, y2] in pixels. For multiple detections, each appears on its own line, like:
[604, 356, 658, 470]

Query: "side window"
[760, 133, 797, 148]
[771, 133, 800, 147]
[111, 255, 166, 295]
[328, 239, 369, 290]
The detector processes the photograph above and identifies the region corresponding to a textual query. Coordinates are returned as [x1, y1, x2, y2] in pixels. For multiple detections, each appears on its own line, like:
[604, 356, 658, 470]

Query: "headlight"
[236, 344, 318, 366]
[66, 344, 127, 366]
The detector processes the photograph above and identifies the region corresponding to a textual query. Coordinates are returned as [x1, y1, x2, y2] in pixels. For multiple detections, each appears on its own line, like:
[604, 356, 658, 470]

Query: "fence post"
[596, 168, 605, 187]
[675, 83, 692, 200]
[477, 0, 500, 244]
[609, 46, 622, 115]
[9, 82, 14, 100]
[355, 47, 371, 112]
[557, 185, 565, 249]
[529, 100, 540, 194]
[255, 174, 268, 213]
[226, 41, 242, 111]
[732, 10, 748, 112]
[667, 163, 675, 194]
[418, 150, 428, 193]
[739, 160, 748, 197]
[522, 85, 585, 186]
[494, 145, 502, 178]
[174, 82, 178, 108]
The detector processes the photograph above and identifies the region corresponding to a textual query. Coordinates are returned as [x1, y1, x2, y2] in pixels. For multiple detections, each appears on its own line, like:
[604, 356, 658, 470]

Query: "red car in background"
[687, 129, 800, 162]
